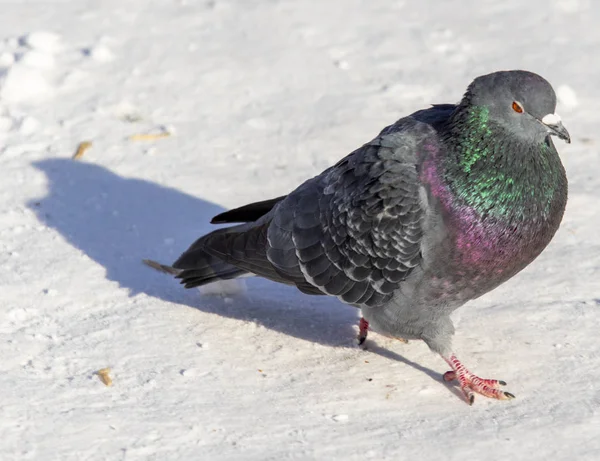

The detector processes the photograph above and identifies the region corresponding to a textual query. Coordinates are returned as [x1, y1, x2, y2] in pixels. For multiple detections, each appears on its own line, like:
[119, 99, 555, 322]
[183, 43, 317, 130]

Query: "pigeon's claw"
[443, 354, 515, 405]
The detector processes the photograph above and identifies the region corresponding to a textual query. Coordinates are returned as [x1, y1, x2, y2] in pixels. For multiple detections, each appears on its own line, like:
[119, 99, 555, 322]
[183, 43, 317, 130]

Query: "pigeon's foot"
[442, 354, 515, 405]
[357, 317, 369, 346]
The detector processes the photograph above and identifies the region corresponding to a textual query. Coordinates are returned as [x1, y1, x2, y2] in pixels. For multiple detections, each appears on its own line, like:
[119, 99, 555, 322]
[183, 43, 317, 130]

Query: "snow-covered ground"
[1, 1, 599, 459]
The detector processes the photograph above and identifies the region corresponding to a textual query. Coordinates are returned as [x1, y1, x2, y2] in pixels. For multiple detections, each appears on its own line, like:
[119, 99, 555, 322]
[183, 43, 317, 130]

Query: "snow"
[0, 1, 599, 460]
[0, 63, 54, 103]
[85, 44, 115, 63]
[557, 84, 579, 110]
[0, 51, 15, 68]
[21, 31, 62, 54]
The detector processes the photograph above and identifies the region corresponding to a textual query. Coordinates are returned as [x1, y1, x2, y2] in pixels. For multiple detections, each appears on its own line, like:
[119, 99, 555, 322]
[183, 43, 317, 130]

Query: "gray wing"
[264, 127, 427, 307]
[174, 112, 445, 302]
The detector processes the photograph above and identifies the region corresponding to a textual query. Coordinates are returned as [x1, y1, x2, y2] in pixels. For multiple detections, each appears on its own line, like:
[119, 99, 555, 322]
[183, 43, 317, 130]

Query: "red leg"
[443, 354, 515, 405]
[357, 317, 369, 345]
[357, 318, 408, 345]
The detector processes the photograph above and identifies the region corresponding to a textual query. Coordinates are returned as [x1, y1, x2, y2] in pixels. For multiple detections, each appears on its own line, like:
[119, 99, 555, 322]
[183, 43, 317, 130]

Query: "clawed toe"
[443, 370, 506, 389]
[442, 354, 515, 405]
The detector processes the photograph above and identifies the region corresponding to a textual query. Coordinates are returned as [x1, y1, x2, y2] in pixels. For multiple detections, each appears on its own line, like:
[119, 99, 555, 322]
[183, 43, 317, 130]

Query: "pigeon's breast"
[449, 207, 554, 274]
[419, 152, 567, 303]
[429, 209, 562, 304]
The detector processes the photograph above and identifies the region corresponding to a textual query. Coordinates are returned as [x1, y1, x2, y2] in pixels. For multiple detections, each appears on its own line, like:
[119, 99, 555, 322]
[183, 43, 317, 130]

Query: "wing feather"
[264, 126, 428, 307]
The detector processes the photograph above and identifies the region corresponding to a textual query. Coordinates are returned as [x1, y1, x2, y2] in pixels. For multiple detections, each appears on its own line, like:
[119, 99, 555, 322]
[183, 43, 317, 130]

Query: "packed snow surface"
[0, 1, 599, 460]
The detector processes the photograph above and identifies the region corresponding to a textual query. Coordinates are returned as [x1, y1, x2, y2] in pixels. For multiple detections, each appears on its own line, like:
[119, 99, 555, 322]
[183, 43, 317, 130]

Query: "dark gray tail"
[145, 195, 290, 289]
[144, 227, 249, 289]
[143, 259, 182, 276]
[144, 256, 247, 289]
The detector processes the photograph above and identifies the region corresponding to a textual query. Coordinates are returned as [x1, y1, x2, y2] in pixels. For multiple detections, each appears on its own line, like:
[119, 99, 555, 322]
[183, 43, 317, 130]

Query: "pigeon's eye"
[512, 101, 524, 113]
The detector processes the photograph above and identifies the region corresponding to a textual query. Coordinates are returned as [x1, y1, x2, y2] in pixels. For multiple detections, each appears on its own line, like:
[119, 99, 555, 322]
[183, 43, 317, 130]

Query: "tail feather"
[145, 208, 322, 294]
[210, 195, 286, 224]
[144, 226, 250, 288]
[177, 268, 247, 288]
[143, 259, 182, 276]
[144, 255, 248, 288]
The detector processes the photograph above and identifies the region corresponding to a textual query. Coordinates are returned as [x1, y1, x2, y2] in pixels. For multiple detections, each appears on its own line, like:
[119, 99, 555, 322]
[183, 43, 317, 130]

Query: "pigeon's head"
[463, 70, 570, 144]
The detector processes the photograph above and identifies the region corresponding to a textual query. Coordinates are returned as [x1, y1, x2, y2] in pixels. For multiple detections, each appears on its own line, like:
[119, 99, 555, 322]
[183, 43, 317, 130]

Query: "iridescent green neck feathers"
[442, 105, 565, 221]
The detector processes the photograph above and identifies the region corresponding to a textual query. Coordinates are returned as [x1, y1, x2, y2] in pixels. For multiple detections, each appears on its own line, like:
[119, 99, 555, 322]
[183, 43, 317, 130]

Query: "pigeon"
[145, 70, 570, 404]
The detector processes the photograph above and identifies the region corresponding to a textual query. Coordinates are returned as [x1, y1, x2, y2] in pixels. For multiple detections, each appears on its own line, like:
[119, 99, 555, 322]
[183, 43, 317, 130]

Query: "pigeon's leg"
[357, 317, 408, 345]
[357, 317, 369, 345]
[442, 354, 515, 405]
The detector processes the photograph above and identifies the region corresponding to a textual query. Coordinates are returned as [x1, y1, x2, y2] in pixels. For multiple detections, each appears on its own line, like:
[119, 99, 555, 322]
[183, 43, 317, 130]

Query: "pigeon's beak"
[541, 113, 571, 144]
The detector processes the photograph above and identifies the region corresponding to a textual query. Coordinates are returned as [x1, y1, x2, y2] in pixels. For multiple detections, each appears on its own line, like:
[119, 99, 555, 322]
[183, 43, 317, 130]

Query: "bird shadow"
[29, 159, 440, 384]
[365, 342, 465, 403]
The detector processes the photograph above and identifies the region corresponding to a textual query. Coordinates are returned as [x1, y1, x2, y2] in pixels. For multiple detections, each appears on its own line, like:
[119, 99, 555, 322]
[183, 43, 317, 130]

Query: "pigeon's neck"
[440, 105, 566, 222]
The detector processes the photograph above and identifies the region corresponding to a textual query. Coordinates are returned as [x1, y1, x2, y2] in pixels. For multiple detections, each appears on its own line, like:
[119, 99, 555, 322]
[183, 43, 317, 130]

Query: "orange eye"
[512, 101, 524, 113]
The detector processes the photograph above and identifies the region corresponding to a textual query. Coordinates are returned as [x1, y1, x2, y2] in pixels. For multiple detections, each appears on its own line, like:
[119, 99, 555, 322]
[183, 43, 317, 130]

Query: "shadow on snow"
[29, 159, 442, 384]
